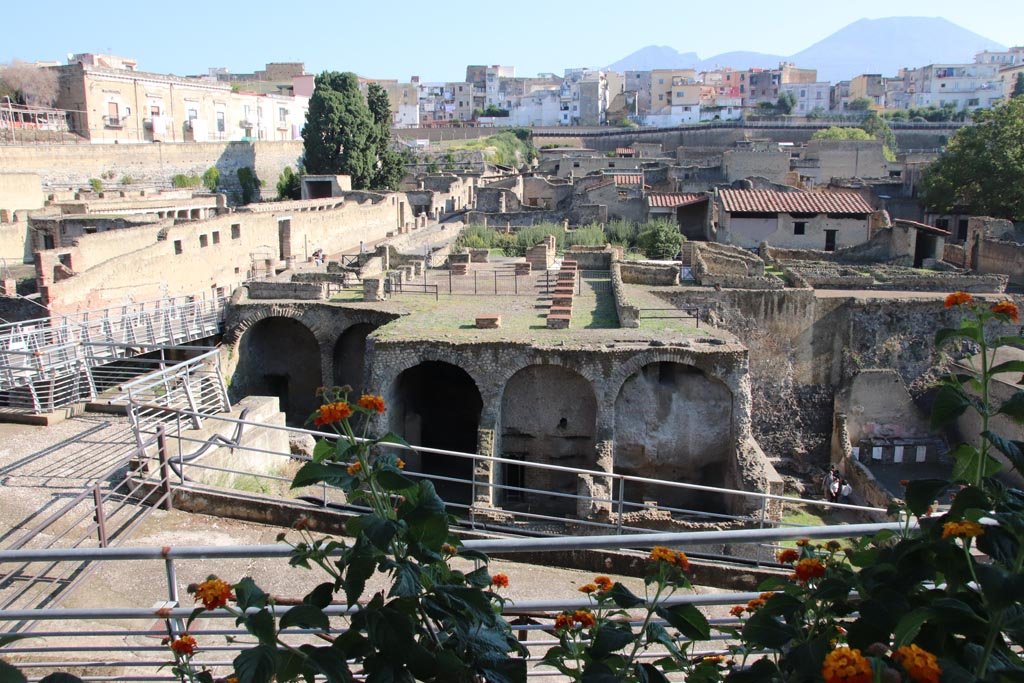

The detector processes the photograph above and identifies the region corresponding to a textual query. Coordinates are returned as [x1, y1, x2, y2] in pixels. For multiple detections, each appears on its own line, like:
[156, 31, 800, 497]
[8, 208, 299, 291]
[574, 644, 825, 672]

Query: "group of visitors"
[822, 465, 852, 503]
[312, 249, 325, 267]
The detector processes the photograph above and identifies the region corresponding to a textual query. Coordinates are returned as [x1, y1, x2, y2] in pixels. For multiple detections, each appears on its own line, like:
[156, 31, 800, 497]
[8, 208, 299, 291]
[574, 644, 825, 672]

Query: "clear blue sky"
[3, 0, 1020, 81]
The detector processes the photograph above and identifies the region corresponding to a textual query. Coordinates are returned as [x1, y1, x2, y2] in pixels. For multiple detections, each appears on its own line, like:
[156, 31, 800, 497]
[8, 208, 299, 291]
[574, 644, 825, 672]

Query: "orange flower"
[759, 591, 775, 601]
[822, 647, 872, 683]
[441, 543, 457, 555]
[554, 612, 573, 631]
[357, 394, 386, 414]
[674, 551, 691, 571]
[491, 573, 509, 589]
[894, 644, 942, 683]
[573, 609, 596, 628]
[991, 300, 1020, 323]
[826, 540, 842, 552]
[702, 655, 726, 664]
[649, 546, 676, 563]
[395, 458, 406, 470]
[313, 401, 353, 427]
[578, 583, 598, 594]
[794, 558, 826, 583]
[193, 578, 233, 610]
[942, 520, 985, 540]
[944, 291, 973, 308]
[594, 576, 614, 592]
[746, 598, 766, 612]
[777, 548, 799, 563]
[346, 460, 362, 476]
[899, 479, 910, 487]
[170, 634, 197, 656]
[729, 605, 745, 617]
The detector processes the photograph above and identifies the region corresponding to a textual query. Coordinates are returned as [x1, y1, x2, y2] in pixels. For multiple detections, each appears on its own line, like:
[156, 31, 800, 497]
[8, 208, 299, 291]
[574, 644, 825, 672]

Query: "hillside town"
[0, 9, 1023, 683]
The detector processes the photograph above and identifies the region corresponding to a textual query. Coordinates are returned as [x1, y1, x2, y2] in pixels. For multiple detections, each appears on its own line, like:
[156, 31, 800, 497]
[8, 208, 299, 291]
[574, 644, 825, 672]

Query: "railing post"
[93, 485, 108, 547]
[615, 478, 626, 535]
[157, 426, 174, 511]
[164, 556, 184, 638]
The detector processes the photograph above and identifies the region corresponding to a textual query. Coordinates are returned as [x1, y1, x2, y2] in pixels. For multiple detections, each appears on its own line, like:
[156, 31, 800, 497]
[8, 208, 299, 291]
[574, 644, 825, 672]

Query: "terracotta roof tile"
[648, 193, 708, 208]
[894, 218, 951, 236]
[614, 174, 643, 186]
[719, 189, 873, 215]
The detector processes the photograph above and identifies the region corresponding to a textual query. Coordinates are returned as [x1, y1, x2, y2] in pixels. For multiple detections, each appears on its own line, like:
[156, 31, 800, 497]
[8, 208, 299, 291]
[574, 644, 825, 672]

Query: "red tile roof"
[719, 189, 873, 215]
[614, 174, 643, 186]
[615, 147, 635, 155]
[648, 193, 708, 208]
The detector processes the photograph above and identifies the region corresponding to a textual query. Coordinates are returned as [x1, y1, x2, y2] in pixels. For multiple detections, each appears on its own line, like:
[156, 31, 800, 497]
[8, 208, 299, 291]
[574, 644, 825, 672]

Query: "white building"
[780, 82, 831, 114]
[898, 63, 1002, 110]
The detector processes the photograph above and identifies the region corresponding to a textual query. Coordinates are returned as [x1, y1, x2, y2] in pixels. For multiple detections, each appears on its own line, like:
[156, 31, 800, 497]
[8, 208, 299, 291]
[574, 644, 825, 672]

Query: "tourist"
[839, 479, 852, 502]
[822, 465, 838, 500]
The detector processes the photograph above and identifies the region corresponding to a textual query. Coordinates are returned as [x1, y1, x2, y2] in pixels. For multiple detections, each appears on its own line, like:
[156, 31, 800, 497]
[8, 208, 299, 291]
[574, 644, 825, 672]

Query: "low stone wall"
[692, 242, 778, 289]
[246, 281, 326, 300]
[782, 261, 1007, 293]
[619, 261, 679, 285]
[610, 262, 639, 328]
[567, 245, 619, 270]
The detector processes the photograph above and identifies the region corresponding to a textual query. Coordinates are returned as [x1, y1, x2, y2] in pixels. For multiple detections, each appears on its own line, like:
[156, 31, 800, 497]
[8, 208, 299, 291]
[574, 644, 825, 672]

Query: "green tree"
[921, 97, 1024, 220]
[302, 71, 376, 189]
[1013, 72, 1024, 98]
[276, 165, 303, 200]
[366, 83, 405, 190]
[811, 127, 874, 141]
[860, 111, 897, 160]
[776, 91, 796, 115]
[237, 166, 260, 205]
[847, 97, 872, 111]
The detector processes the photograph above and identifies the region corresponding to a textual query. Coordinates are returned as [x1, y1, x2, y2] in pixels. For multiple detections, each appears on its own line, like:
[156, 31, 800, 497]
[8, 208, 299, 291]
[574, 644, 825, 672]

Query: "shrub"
[236, 166, 260, 204]
[201, 166, 220, 192]
[88, 178, 102, 193]
[637, 219, 682, 259]
[276, 165, 303, 200]
[119, 175, 134, 186]
[171, 173, 201, 189]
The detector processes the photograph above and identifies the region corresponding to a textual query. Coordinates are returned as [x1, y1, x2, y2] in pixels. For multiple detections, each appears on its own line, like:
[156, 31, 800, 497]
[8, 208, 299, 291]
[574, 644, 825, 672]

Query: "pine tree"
[366, 83, 405, 191]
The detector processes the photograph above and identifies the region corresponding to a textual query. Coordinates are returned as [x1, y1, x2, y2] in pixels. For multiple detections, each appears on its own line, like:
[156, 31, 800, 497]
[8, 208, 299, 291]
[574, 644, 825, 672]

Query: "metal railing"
[638, 307, 701, 327]
[0, 295, 225, 411]
[0, 521, 908, 681]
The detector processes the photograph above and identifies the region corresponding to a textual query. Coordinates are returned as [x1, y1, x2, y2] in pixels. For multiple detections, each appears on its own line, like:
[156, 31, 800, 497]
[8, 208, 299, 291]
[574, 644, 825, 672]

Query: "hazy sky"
[3, 0, 1020, 81]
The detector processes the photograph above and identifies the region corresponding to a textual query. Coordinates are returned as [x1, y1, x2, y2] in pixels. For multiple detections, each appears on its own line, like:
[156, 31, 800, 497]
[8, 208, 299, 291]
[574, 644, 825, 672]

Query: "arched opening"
[500, 365, 597, 515]
[332, 323, 376, 393]
[613, 362, 733, 514]
[232, 317, 321, 425]
[389, 361, 482, 507]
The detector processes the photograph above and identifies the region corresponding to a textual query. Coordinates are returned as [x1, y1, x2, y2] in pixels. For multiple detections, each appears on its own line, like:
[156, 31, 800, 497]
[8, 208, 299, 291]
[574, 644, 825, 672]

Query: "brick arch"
[603, 349, 735, 412]
[224, 305, 332, 349]
[376, 350, 497, 412]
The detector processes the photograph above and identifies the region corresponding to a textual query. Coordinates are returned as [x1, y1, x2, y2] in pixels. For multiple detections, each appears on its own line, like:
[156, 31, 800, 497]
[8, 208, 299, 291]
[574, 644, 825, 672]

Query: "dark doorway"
[390, 362, 482, 507]
[824, 230, 837, 252]
[332, 323, 375, 393]
[231, 317, 320, 425]
[277, 219, 291, 260]
[914, 233, 938, 268]
[306, 181, 332, 199]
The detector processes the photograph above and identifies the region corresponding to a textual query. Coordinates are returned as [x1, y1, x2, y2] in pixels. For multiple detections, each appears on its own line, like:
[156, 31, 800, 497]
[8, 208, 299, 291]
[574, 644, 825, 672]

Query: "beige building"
[850, 75, 886, 109]
[650, 69, 698, 113]
[53, 56, 309, 144]
[358, 79, 420, 128]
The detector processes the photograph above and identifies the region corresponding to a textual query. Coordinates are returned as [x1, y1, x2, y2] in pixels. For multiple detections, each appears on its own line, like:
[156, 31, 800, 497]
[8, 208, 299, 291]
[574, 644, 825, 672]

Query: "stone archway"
[613, 361, 733, 513]
[500, 364, 597, 513]
[232, 316, 321, 425]
[332, 323, 376, 393]
[389, 361, 482, 507]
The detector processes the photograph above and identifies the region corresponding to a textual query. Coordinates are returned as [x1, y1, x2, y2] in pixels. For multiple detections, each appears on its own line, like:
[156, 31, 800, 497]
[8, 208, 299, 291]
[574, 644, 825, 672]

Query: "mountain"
[791, 17, 1005, 83]
[606, 17, 1005, 82]
[608, 46, 699, 72]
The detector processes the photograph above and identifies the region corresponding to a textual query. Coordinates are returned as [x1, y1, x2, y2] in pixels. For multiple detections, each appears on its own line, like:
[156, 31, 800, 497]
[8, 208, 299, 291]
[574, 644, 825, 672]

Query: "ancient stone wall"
[246, 281, 326, 300]
[610, 263, 640, 328]
[619, 262, 679, 285]
[0, 173, 44, 213]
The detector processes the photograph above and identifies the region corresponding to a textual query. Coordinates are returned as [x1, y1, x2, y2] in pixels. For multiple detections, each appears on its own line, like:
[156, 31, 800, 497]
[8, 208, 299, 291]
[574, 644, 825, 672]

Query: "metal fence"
[0, 521, 907, 681]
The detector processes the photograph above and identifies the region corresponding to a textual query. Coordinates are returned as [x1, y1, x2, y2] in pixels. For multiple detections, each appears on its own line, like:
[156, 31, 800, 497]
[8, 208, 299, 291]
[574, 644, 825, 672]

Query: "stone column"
[473, 427, 496, 508]
[577, 439, 614, 521]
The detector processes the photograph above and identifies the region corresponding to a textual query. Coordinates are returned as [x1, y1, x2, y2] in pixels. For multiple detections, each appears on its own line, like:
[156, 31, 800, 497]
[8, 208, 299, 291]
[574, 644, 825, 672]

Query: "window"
[278, 107, 288, 122]
[150, 105, 160, 117]
[187, 108, 198, 122]
[216, 112, 225, 133]
[234, 267, 241, 274]
[212, 231, 220, 244]
[608, 162, 615, 167]
[572, 162, 580, 168]
[199, 234, 209, 248]
[935, 218, 950, 230]
[173, 240, 183, 255]
[231, 223, 241, 239]
[794, 221, 807, 235]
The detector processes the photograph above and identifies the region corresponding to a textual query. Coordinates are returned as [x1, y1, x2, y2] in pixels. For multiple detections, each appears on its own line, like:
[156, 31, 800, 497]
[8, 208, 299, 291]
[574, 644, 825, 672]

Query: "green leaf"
[936, 323, 982, 348]
[655, 603, 710, 640]
[234, 577, 269, 612]
[389, 562, 422, 599]
[904, 479, 950, 517]
[304, 582, 335, 610]
[581, 661, 620, 683]
[635, 663, 670, 683]
[291, 461, 353, 489]
[588, 622, 634, 658]
[376, 467, 416, 491]
[948, 485, 993, 520]
[984, 431, 1024, 472]
[244, 608, 277, 646]
[299, 645, 353, 683]
[990, 360, 1024, 376]
[344, 544, 377, 607]
[312, 439, 334, 463]
[0, 660, 27, 683]
[233, 644, 278, 683]
[354, 515, 399, 551]
[464, 566, 491, 589]
[374, 432, 410, 447]
[999, 391, 1024, 423]
[607, 582, 645, 608]
[930, 384, 972, 428]
[977, 524, 1020, 566]
[893, 607, 933, 648]
[741, 610, 797, 649]
[280, 604, 330, 631]
[950, 443, 1003, 483]
[37, 676, 83, 683]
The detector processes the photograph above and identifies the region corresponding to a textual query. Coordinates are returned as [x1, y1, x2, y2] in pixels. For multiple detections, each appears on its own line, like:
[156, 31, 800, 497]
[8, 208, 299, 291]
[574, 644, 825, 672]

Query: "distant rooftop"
[719, 189, 873, 215]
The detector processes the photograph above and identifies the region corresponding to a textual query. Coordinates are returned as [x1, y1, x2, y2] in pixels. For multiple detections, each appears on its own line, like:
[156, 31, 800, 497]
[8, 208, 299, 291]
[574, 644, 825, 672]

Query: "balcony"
[103, 115, 123, 129]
